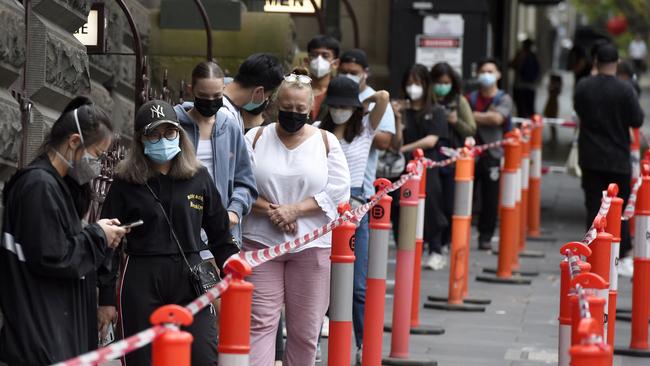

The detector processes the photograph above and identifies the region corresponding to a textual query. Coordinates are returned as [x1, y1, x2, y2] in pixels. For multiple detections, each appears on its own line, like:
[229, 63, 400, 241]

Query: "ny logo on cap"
[151, 105, 165, 119]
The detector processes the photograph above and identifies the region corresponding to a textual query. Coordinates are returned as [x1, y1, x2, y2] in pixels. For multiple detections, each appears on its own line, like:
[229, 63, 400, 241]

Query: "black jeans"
[581, 169, 632, 256]
[119, 254, 217, 366]
[475, 154, 501, 244]
[513, 87, 536, 117]
[440, 167, 455, 246]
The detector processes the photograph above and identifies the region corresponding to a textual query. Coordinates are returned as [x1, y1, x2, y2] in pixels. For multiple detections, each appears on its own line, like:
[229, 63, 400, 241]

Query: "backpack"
[469, 90, 512, 132]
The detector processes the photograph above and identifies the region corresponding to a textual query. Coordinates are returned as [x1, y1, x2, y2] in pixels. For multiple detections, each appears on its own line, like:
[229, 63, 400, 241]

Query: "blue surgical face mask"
[143, 136, 181, 164]
[242, 89, 266, 112]
[478, 72, 497, 88]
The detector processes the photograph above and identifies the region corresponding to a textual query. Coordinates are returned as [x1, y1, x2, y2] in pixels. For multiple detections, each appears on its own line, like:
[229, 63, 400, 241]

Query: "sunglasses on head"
[284, 74, 312, 85]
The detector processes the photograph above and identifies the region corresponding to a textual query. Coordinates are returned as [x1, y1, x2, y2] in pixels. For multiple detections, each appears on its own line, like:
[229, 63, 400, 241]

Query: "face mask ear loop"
[73, 108, 86, 147]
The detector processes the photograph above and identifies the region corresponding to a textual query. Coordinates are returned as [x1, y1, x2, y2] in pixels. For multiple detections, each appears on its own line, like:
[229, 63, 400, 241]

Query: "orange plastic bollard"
[527, 115, 543, 238]
[218, 258, 253, 366]
[384, 164, 436, 365]
[519, 129, 530, 254]
[604, 184, 623, 348]
[570, 273, 608, 345]
[150, 305, 194, 366]
[569, 318, 614, 366]
[477, 129, 531, 285]
[558, 242, 592, 366]
[629, 129, 641, 239]
[615, 163, 650, 357]
[425, 148, 491, 312]
[362, 179, 393, 366]
[328, 203, 357, 366]
[584, 218, 612, 342]
[411, 149, 426, 329]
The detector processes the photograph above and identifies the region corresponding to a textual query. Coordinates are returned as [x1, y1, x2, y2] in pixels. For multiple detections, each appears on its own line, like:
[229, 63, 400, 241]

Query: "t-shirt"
[467, 90, 513, 159]
[242, 124, 350, 251]
[339, 116, 375, 188]
[403, 106, 448, 161]
[360, 86, 396, 198]
[574, 74, 644, 174]
[196, 139, 214, 179]
[311, 92, 327, 121]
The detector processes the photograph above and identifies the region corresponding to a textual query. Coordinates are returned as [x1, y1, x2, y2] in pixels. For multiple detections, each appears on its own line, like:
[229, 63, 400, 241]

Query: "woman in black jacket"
[100, 100, 239, 365]
[0, 97, 128, 365]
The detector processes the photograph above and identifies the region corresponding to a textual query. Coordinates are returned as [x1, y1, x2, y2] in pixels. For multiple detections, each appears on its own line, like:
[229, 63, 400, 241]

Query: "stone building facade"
[0, 0, 150, 197]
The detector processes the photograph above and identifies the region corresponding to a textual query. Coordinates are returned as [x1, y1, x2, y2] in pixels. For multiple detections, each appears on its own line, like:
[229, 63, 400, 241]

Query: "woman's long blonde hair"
[117, 127, 202, 184]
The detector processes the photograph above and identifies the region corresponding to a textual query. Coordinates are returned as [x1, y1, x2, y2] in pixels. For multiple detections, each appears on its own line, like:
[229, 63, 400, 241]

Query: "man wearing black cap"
[574, 43, 644, 261]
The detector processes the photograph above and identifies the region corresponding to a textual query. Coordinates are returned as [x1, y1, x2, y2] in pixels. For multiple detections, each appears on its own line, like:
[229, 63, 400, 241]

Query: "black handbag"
[145, 183, 220, 296]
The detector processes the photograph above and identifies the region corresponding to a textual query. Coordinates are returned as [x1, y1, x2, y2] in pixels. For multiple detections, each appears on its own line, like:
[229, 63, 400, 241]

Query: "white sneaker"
[320, 315, 329, 337]
[355, 347, 362, 365]
[315, 343, 322, 363]
[619, 256, 634, 278]
[426, 253, 447, 271]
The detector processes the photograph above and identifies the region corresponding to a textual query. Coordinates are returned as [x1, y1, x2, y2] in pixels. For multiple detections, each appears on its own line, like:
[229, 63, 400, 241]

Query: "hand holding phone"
[120, 219, 144, 229]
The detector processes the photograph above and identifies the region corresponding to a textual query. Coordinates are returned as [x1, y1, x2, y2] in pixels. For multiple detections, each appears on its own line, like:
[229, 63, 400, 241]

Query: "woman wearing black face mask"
[243, 69, 350, 365]
[0, 97, 128, 365]
[175, 61, 258, 250]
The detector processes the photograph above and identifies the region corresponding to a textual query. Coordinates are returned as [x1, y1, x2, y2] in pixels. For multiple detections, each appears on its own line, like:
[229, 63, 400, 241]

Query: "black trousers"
[513, 87, 536, 118]
[475, 154, 501, 243]
[440, 167, 455, 246]
[581, 169, 632, 256]
[119, 254, 217, 366]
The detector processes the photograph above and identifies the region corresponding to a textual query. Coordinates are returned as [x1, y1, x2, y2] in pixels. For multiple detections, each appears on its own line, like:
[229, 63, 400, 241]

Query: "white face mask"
[330, 107, 355, 125]
[406, 84, 424, 101]
[309, 56, 332, 79]
[342, 73, 362, 85]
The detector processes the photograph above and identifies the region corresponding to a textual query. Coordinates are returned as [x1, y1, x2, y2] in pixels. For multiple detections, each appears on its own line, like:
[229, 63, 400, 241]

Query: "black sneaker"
[478, 240, 492, 251]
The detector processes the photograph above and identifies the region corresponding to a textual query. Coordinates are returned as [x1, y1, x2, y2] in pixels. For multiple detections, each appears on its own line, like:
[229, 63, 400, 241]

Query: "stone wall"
[0, 0, 149, 181]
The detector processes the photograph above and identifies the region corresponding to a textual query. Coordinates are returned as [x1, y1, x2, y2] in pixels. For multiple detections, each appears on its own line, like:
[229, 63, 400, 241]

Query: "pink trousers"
[244, 241, 331, 366]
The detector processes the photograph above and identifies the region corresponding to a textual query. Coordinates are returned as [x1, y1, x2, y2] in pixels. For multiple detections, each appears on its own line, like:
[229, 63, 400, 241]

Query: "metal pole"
[114, 0, 144, 113]
[309, 0, 326, 35]
[341, 0, 359, 47]
[191, 0, 213, 61]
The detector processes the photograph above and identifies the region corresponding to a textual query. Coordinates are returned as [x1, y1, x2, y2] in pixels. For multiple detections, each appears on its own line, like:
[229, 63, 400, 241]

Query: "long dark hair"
[319, 108, 364, 143]
[39, 96, 113, 157]
[430, 62, 462, 105]
[401, 64, 432, 118]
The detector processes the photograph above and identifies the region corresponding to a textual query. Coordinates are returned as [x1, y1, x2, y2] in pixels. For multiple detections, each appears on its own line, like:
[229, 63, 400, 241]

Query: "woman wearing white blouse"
[243, 71, 350, 366]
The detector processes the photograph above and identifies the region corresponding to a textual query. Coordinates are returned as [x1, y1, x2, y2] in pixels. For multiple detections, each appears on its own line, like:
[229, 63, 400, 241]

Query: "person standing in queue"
[430, 62, 476, 260]
[100, 100, 239, 365]
[222, 53, 284, 132]
[392, 64, 449, 270]
[175, 61, 258, 247]
[467, 58, 514, 251]
[306, 34, 341, 121]
[243, 71, 350, 366]
[0, 97, 128, 365]
[317, 75, 389, 359]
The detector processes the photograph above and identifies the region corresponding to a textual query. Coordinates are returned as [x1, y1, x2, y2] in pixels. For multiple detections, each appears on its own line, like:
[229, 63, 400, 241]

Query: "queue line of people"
[0, 33, 517, 366]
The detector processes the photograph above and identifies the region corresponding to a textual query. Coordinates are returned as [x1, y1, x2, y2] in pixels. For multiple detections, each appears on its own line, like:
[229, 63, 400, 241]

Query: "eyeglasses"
[144, 128, 180, 144]
[284, 74, 312, 85]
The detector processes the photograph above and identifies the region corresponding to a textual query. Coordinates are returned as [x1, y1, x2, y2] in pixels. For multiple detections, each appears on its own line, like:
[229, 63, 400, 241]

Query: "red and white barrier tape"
[52, 326, 167, 366]
[513, 116, 577, 128]
[582, 191, 611, 245]
[623, 176, 643, 221]
[54, 131, 525, 365]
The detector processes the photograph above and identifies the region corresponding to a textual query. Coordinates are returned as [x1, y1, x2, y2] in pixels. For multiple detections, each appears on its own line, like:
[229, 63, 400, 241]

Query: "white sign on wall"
[264, 0, 322, 13]
[415, 35, 463, 74]
[417, 14, 465, 75]
[73, 4, 105, 53]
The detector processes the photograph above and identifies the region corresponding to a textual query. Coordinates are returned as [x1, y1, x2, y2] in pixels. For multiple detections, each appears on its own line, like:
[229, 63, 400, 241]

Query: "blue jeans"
[351, 187, 370, 348]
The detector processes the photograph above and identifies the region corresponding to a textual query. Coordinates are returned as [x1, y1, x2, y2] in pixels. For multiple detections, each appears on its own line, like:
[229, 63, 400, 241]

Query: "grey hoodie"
[175, 103, 258, 244]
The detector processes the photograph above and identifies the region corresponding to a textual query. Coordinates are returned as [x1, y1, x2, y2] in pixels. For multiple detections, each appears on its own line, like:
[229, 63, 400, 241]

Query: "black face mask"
[194, 97, 223, 117]
[278, 110, 308, 133]
[246, 100, 269, 116]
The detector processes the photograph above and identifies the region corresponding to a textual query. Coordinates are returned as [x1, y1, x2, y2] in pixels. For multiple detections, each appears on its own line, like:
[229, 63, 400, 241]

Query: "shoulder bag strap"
[320, 129, 330, 157]
[252, 126, 266, 150]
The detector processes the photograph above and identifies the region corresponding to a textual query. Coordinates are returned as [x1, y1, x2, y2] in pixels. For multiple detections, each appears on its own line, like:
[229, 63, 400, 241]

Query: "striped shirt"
[340, 116, 375, 188]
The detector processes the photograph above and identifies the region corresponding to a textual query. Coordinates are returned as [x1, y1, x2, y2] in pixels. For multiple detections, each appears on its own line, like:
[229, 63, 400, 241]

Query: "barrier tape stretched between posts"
[513, 116, 577, 128]
[582, 192, 612, 245]
[623, 177, 643, 221]
[54, 129, 535, 366]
